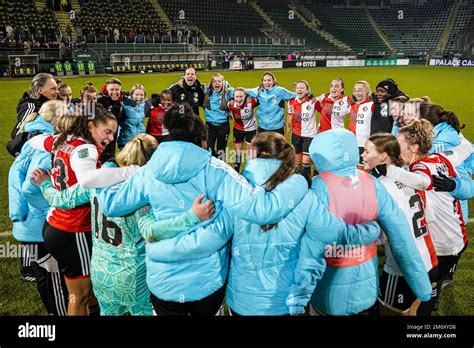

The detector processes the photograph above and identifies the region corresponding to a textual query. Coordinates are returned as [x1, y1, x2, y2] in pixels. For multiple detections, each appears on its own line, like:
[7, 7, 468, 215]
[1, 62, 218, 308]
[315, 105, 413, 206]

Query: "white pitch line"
[469, 218, 474, 223]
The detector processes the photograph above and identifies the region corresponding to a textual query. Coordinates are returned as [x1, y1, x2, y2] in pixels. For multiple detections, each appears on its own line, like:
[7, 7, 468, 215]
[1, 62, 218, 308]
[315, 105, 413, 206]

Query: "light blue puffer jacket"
[204, 88, 234, 125]
[226, 158, 381, 315]
[97, 141, 309, 302]
[247, 85, 295, 130]
[8, 116, 54, 242]
[118, 96, 146, 147]
[308, 129, 432, 315]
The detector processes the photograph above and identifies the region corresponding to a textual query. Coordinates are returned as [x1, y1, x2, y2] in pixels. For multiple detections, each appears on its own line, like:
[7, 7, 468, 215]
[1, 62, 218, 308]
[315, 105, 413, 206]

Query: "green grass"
[0, 66, 473, 315]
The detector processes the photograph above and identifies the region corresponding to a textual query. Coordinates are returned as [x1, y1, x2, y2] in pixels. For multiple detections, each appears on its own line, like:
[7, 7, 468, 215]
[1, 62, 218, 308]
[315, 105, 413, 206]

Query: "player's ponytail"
[368, 133, 404, 168]
[420, 102, 464, 133]
[251, 132, 296, 232]
[441, 110, 465, 133]
[116, 134, 158, 167]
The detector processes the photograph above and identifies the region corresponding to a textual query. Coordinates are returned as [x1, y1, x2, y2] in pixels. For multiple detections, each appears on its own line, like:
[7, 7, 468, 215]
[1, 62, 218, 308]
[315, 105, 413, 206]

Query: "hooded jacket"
[97, 141, 309, 301]
[8, 115, 54, 242]
[308, 129, 432, 315]
[118, 96, 146, 147]
[247, 85, 295, 130]
[226, 158, 381, 315]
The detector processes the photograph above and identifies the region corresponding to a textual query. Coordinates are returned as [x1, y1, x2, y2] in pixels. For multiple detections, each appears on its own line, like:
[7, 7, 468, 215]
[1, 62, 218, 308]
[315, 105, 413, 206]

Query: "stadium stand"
[304, 3, 388, 51]
[0, 0, 58, 41]
[159, 0, 270, 44]
[446, 0, 474, 50]
[256, 0, 338, 50]
[368, 1, 453, 52]
[71, 0, 167, 42]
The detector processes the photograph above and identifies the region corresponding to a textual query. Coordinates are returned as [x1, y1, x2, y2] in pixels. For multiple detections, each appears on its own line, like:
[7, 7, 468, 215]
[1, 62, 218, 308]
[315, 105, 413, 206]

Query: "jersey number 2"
[409, 194, 428, 239]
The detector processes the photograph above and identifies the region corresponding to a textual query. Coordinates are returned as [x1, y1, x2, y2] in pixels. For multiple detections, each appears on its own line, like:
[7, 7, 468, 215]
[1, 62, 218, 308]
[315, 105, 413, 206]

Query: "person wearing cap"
[371, 78, 407, 135]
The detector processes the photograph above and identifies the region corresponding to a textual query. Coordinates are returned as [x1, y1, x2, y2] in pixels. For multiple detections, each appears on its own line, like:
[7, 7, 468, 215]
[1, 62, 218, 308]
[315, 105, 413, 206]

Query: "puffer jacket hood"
[310, 128, 359, 177]
[150, 141, 211, 184]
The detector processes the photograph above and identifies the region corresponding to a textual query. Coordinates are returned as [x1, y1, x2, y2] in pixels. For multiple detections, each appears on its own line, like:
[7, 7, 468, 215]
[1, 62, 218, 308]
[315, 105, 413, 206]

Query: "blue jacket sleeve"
[145, 208, 234, 262]
[97, 168, 148, 217]
[451, 176, 473, 200]
[246, 87, 259, 98]
[22, 152, 52, 211]
[286, 192, 381, 315]
[373, 178, 432, 302]
[8, 153, 30, 222]
[206, 162, 309, 225]
[277, 86, 297, 101]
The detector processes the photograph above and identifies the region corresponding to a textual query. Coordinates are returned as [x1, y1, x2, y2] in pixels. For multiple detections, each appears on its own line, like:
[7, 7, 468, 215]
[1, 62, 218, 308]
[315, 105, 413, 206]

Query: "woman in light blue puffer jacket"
[97, 103, 310, 316]
[118, 84, 146, 148]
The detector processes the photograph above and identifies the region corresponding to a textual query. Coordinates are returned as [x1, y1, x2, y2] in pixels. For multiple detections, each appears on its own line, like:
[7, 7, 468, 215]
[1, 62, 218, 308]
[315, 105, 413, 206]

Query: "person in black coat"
[97, 78, 126, 163]
[169, 67, 205, 116]
[7, 73, 59, 157]
[370, 78, 408, 135]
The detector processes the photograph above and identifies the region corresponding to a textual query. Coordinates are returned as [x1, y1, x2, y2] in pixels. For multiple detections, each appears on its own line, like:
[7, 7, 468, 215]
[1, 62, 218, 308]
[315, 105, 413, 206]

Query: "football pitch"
[0, 66, 472, 315]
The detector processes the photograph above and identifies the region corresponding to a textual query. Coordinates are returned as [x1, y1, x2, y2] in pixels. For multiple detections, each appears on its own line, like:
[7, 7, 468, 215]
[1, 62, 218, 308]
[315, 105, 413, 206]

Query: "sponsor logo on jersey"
[78, 148, 89, 159]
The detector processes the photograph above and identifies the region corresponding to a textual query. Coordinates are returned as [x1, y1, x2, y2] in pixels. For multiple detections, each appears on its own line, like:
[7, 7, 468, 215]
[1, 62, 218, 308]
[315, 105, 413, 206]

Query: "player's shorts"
[43, 222, 92, 280]
[258, 127, 284, 136]
[378, 271, 417, 312]
[91, 244, 150, 316]
[233, 128, 256, 144]
[98, 299, 153, 316]
[291, 134, 313, 154]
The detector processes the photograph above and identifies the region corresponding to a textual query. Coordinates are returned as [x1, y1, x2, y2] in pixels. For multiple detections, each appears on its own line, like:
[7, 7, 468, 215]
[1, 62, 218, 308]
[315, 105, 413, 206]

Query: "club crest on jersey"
[339, 101, 344, 105]
[244, 109, 249, 113]
[306, 105, 312, 110]
[78, 148, 89, 159]
[363, 106, 368, 112]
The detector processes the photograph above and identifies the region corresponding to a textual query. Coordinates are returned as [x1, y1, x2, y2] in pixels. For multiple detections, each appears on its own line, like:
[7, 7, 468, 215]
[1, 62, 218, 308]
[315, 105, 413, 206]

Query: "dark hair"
[163, 103, 208, 147]
[419, 103, 465, 133]
[160, 89, 173, 100]
[53, 103, 117, 151]
[367, 133, 404, 167]
[251, 132, 296, 232]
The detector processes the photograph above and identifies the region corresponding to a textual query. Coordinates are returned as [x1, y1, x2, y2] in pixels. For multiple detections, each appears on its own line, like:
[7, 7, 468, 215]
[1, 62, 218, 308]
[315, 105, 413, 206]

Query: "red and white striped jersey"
[315, 93, 350, 132]
[349, 99, 374, 147]
[409, 153, 467, 256]
[228, 98, 258, 132]
[43, 135, 95, 233]
[288, 96, 317, 137]
[379, 176, 438, 276]
[146, 104, 169, 137]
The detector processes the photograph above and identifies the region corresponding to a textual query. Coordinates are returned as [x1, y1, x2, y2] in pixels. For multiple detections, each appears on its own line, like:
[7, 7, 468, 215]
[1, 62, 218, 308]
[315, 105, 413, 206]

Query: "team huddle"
[7, 68, 473, 316]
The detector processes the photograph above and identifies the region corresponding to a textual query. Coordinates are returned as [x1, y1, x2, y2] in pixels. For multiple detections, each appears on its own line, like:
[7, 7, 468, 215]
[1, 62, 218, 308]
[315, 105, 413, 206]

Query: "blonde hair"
[398, 119, 434, 156]
[130, 83, 146, 98]
[19, 100, 68, 133]
[355, 80, 372, 100]
[80, 81, 97, 99]
[204, 74, 227, 110]
[116, 134, 158, 167]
